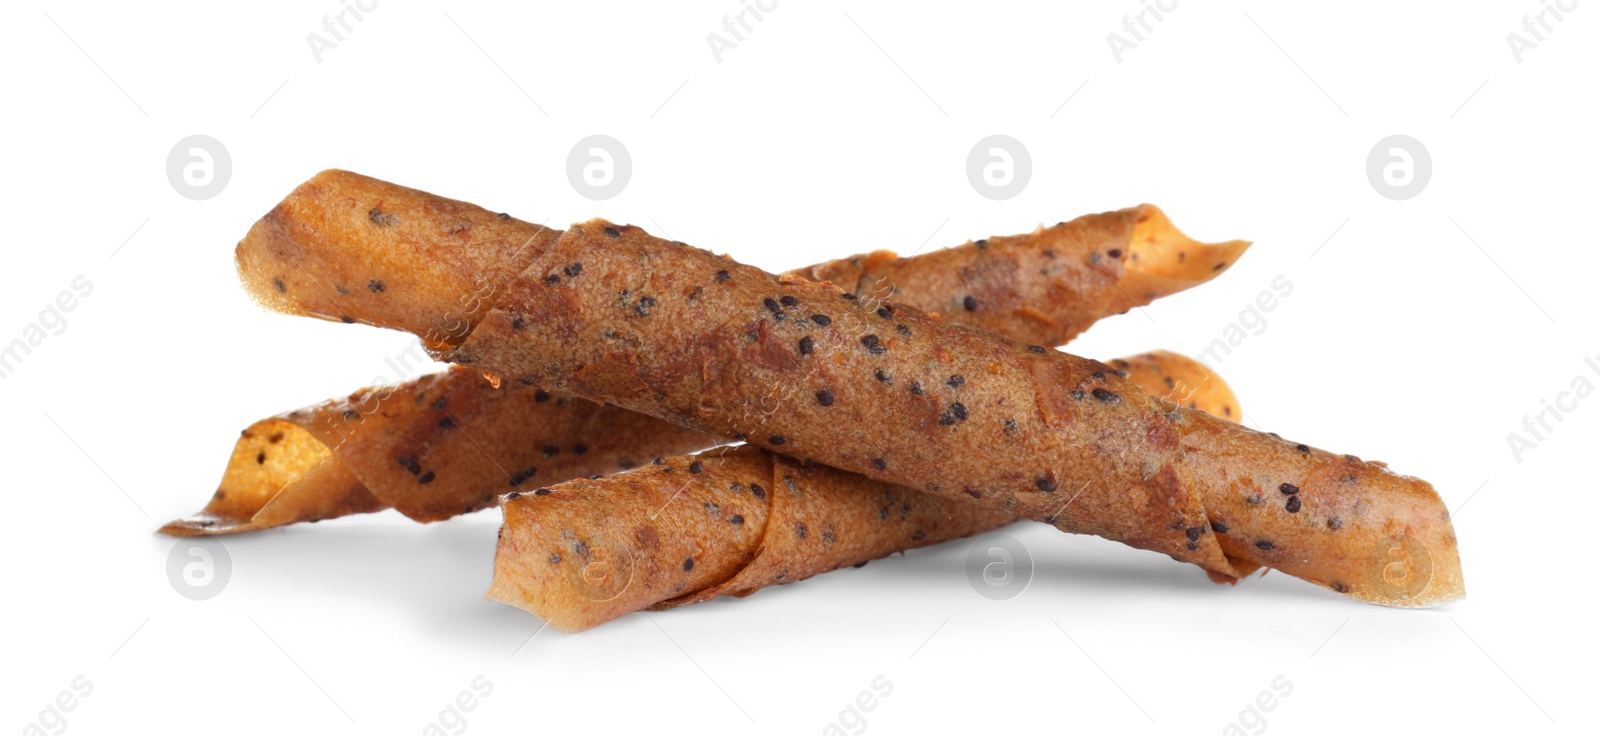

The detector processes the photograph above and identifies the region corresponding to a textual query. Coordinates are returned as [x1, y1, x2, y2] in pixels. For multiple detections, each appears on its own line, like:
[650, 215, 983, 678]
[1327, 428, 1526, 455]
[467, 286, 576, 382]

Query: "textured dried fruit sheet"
[491, 350, 1240, 631]
[238, 171, 1461, 608]
[446, 221, 1459, 608]
[170, 170, 1243, 535]
[160, 367, 718, 536]
[238, 171, 1248, 346]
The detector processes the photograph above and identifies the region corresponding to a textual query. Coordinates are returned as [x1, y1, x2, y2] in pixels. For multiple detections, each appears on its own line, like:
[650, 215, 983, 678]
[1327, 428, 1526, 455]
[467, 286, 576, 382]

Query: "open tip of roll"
[1347, 550, 1466, 609]
[158, 513, 250, 537]
[485, 499, 604, 634]
[1121, 204, 1252, 299]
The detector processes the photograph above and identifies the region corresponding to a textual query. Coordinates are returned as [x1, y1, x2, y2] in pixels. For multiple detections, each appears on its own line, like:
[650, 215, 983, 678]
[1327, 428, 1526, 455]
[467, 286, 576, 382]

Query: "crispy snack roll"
[492, 351, 1242, 631]
[161, 349, 1231, 536]
[169, 169, 1244, 535]
[240, 172, 1462, 608]
[238, 170, 1248, 345]
[161, 367, 719, 535]
[491, 446, 1009, 632]
[790, 207, 1249, 347]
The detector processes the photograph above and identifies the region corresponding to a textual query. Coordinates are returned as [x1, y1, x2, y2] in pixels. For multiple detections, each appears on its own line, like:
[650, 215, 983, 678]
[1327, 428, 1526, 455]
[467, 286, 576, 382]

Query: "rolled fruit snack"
[159, 366, 719, 536]
[159, 346, 1230, 538]
[240, 172, 1462, 609]
[441, 220, 1459, 608]
[238, 170, 1248, 347]
[490, 350, 1243, 631]
[170, 169, 1247, 535]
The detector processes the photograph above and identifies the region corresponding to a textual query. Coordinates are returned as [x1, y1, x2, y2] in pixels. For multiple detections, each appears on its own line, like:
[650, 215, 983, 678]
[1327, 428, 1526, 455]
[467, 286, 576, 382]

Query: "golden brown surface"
[789, 206, 1250, 347]
[239, 172, 1462, 608]
[196, 170, 1246, 535]
[441, 220, 1459, 608]
[488, 350, 1241, 631]
[236, 169, 561, 350]
[487, 446, 1015, 632]
[240, 171, 1244, 346]
[161, 349, 1232, 537]
[160, 366, 719, 536]
[1110, 349, 1241, 421]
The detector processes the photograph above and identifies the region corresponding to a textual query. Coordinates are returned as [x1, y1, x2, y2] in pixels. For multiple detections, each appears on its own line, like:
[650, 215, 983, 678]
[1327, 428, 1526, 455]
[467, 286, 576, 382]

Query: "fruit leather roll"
[239, 170, 1249, 345]
[492, 351, 1243, 631]
[788, 204, 1248, 347]
[452, 223, 1460, 607]
[240, 173, 1462, 607]
[161, 349, 1227, 536]
[489, 446, 1010, 632]
[161, 366, 719, 535]
[171, 170, 1246, 535]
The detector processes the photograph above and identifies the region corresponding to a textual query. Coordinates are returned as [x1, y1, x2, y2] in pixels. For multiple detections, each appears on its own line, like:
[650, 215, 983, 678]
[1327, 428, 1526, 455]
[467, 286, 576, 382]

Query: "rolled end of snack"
[487, 449, 777, 632]
[1119, 204, 1252, 302]
[158, 418, 384, 537]
[1320, 472, 1466, 609]
[159, 366, 725, 537]
[487, 446, 1016, 631]
[1110, 349, 1241, 422]
[1185, 415, 1466, 608]
[235, 169, 560, 349]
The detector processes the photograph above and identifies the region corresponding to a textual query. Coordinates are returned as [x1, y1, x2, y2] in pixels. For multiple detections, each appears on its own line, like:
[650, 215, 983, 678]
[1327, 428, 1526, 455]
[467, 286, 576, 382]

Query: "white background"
[3, 1, 1594, 734]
